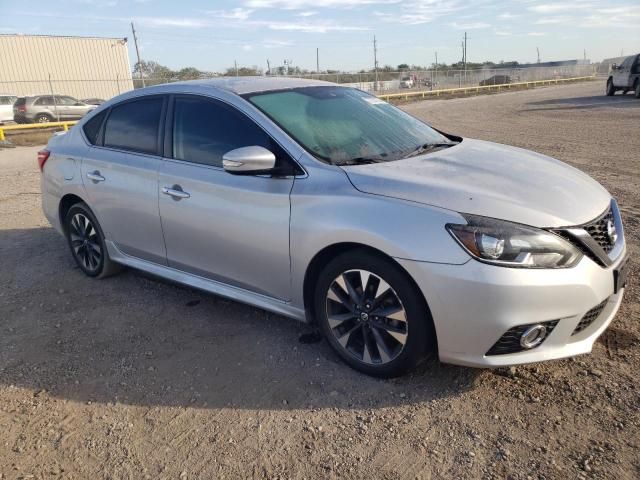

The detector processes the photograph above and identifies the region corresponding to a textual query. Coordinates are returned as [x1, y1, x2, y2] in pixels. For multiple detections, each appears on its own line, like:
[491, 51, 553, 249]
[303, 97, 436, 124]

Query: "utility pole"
[316, 47, 320, 73]
[373, 35, 379, 91]
[266, 59, 271, 76]
[131, 22, 145, 87]
[234, 60, 238, 76]
[434, 51, 438, 87]
[537, 47, 540, 64]
[463, 32, 467, 84]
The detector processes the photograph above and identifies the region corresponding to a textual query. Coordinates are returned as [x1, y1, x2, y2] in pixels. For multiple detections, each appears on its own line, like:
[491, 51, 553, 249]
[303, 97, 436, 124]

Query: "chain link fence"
[1, 64, 598, 107]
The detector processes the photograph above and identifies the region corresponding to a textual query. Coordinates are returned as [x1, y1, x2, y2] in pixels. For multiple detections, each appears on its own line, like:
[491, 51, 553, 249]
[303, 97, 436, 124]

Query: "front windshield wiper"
[402, 142, 457, 159]
[333, 156, 387, 166]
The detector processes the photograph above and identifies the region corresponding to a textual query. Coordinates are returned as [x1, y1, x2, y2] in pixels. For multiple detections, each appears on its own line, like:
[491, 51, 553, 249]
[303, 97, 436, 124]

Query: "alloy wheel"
[325, 269, 408, 365]
[69, 213, 102, 272]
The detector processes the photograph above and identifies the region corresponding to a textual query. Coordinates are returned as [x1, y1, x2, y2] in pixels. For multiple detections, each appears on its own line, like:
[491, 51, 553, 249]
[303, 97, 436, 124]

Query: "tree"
[133, 60, 174, 80]
[176, 67, 203, 80]
[397, 63, 409, 70]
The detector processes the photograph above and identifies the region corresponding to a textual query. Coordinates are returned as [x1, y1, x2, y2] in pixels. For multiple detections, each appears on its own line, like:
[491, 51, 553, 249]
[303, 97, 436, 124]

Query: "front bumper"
[397, 249, 626, 368]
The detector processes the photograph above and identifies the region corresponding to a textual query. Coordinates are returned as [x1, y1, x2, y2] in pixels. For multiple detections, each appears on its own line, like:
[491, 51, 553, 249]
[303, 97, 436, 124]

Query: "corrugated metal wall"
[0, 34, 134, 100]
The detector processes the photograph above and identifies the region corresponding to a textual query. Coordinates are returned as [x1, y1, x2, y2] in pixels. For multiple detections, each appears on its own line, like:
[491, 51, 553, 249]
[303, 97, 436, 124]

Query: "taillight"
[37, 150, 50, 171]
[16, 105, 26, 113]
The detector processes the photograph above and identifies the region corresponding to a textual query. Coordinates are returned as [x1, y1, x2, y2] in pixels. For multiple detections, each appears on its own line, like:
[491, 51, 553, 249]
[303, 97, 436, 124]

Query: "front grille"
[584, 208, 615, 253]
[554, 205, 618, 267]
[572, 299, 608, 335]
[486, 320, 559, 356]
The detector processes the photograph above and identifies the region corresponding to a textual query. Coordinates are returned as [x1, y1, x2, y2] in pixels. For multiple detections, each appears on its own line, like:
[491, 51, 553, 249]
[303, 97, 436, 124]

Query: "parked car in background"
[38, 78, 629, 377]
[13, 95, 95, 123]
[479, 75, 512, 86]
[399, 76, 414, 88]
[81, 98, 106, 106]
[0, 94, 18, 123]
[420, 78, 436, 89]
[606, 53, 640, 98]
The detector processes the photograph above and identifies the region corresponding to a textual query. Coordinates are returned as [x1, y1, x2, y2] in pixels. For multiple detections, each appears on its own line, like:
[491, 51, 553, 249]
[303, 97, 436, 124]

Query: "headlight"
[446, 214, 582, 268]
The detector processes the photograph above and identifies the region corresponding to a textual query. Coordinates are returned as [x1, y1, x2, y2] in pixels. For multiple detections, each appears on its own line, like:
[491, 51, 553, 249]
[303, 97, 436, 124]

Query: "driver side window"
[171, 96, 287, 168]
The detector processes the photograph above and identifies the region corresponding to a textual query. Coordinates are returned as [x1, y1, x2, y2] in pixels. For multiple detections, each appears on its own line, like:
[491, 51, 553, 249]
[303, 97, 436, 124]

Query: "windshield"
[245, 86, 453, 165]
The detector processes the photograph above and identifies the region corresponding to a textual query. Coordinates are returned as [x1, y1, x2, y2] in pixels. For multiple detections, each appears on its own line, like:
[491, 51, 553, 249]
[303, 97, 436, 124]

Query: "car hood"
[341, 138, 611, 228]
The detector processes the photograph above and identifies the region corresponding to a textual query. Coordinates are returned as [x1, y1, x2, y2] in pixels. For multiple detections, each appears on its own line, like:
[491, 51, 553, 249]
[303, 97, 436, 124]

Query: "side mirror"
[611, 63, 617, 70]
[222, 146, 276, 175]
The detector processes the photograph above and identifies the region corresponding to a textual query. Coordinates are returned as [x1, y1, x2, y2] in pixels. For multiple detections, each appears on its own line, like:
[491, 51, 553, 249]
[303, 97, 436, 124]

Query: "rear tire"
[64, 202, 122, 279]
[606, 79, 615, 96]
[313, 249, 436, 378]
[635, 80, 640, 99]
[35, 113, 52, 123]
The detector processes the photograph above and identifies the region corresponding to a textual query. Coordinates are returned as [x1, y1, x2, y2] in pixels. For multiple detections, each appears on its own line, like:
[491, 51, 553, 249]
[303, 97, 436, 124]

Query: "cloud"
[207, 8, 254, 20]
[494, 30, 513, 36]
[527, 32, 547, 36]
[263, 39, 294, 48]
[498, 12, 519, 19]
[449, 21, 491, 29]
[242, 44, 253, 51]
[296, 10, 318, 16]
[374, 1, 463, 25]
[245, 0, 399, 9]
[263, 20, 369, 32]
[528, 3, 578, 13]
[137, 17, 211, 28]
[535, 16, 570, 24]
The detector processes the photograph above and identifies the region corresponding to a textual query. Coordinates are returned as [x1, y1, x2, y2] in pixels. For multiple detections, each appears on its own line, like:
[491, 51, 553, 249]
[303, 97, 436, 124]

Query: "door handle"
[86, 171, 105, 183]
[162, 186, 191, 200]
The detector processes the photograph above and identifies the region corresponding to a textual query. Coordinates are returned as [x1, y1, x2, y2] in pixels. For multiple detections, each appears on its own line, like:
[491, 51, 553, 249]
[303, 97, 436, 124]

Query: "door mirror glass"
[222, 146, 276, 174]
[611, 63, 617, 70]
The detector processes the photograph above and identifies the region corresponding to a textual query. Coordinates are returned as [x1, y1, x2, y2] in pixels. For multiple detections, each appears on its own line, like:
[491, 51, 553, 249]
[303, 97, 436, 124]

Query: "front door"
[158, 95, 295, 300]
[81, 95, 167, 264]
[613, 57, 632, 88]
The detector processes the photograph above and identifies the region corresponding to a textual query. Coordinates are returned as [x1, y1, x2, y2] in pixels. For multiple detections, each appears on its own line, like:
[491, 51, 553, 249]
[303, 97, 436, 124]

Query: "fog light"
[519, 324, 547, 349]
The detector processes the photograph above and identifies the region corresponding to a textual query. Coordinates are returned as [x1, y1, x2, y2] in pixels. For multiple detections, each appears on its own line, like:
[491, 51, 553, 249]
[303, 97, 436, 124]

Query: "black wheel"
[64, 203, 121, 278]
[605, 79, 615, 96]
[314, 250, 435, 378]
[35, 113, 52, 123]
[635, 80, 640, 99]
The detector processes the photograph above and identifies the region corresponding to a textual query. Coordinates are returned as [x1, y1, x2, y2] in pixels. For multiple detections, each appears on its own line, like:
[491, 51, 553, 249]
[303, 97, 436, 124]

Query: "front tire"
[64, 203, 121, 278]
[314, 250, 435, 378]
[606, 79, 615, 96]
[635, 80, 640, 99]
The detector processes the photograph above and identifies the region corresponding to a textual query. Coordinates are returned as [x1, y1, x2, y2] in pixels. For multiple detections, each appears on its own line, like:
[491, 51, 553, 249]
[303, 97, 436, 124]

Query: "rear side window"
[172, 96, 277, 167]
[104, 97, 163, 154]
[14, 97, 26, 107]
[83, 110, 108, 145]
[35, 96, 54, 106]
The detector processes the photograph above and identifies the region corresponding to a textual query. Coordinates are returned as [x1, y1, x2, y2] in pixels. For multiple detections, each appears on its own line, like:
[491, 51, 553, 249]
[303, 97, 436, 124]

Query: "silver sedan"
[39, 77, 628, 377]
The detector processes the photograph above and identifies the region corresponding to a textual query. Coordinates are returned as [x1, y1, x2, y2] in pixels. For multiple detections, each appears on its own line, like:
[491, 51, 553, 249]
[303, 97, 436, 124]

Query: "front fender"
[289, 166, 469, 308]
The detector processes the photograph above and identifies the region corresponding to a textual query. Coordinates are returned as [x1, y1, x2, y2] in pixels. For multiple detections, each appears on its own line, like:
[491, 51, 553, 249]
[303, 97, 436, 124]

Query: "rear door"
[158, 94, 295, 300]
[80, 96, 167, 264]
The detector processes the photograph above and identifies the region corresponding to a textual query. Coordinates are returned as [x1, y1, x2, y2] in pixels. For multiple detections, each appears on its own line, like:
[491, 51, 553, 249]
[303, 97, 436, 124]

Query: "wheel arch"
[58, 193, 86, 234]
[302, 242, 433, 328]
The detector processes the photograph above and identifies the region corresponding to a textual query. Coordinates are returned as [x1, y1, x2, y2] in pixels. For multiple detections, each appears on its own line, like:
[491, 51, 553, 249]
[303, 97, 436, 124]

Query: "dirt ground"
[0, 82, 638, 480]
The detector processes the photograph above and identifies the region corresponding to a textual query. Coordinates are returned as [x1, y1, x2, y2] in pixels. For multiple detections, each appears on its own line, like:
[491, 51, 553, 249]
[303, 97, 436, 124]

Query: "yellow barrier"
[376, 75, 597, 101]
[0, 120, 77, 143]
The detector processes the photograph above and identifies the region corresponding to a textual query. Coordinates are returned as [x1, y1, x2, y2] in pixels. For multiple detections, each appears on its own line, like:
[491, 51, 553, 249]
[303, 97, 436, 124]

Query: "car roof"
[151, 76, 338, 95]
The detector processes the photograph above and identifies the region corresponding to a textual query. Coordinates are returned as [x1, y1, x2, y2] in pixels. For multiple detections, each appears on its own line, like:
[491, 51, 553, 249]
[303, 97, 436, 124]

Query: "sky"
[2, 0, 639, 72]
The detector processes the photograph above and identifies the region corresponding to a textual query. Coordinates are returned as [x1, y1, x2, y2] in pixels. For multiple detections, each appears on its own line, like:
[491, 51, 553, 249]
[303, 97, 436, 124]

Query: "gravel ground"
[0, 81, 638, 480]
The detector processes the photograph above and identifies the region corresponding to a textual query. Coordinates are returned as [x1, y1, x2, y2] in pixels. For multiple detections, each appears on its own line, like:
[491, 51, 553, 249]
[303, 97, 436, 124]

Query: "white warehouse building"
[0, 34, 134, 101]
